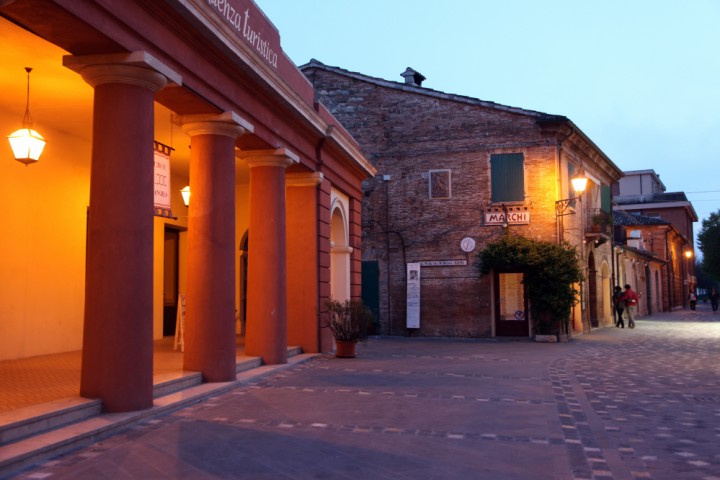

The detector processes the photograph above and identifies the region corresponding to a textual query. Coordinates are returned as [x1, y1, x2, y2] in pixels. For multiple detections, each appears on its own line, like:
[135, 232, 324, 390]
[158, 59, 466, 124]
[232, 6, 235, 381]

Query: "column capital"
[63, 51, 181, 92]
[286, 172, 324, 187]
[331, 244, 354, 254]
[180, 111, 253, 139]
[243, 148, 299, 169]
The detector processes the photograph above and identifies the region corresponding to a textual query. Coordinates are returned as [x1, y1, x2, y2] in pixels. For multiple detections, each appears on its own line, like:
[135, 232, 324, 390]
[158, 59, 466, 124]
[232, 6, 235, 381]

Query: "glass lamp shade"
[180, 186, 191, 206]
[8, 127, 46, 165]
[570, 175, 588, 195]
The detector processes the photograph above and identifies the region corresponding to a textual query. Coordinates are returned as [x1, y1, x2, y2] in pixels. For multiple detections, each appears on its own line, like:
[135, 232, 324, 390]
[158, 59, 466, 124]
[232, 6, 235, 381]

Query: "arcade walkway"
[0, 337, 250, 413]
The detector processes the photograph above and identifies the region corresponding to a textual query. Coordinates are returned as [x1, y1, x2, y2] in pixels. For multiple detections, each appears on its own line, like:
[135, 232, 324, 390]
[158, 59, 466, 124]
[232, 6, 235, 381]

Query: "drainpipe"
[314, 120, 328, 351]
[384, 175, 392, 335]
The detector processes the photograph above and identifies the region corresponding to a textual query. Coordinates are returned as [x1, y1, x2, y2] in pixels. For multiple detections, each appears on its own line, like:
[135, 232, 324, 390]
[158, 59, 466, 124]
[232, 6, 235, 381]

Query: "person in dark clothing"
[613, 285, 625, 328]
[688, 289, 697, 311]
[710, 287, 719, 313]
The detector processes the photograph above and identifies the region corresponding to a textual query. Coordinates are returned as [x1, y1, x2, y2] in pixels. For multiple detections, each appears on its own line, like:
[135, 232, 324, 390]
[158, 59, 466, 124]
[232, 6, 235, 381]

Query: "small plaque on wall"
[429, 169, 451, 199]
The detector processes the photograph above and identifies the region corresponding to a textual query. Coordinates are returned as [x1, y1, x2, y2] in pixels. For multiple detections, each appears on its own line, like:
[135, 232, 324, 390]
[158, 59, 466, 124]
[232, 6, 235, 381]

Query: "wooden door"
[495, 271, 529, 337]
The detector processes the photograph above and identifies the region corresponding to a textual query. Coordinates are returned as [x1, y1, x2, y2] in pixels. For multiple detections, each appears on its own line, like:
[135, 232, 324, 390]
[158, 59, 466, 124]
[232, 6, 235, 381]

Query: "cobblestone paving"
[10, 305, 720, 480]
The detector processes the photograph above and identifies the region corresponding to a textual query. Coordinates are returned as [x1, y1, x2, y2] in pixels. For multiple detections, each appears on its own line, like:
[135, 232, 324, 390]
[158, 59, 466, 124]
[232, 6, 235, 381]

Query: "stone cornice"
[180, 111, 253, 138]
[242, 148, 299, 169]
[63, 51, 182, 90]
[286, 172, 324, 187]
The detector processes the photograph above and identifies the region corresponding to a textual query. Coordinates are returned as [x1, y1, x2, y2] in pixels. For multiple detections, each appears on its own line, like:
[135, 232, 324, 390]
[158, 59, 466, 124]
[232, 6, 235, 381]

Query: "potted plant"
[325, 298, 373, 357]
[591, 211, 608, 233]
[478, 236, 583, 341]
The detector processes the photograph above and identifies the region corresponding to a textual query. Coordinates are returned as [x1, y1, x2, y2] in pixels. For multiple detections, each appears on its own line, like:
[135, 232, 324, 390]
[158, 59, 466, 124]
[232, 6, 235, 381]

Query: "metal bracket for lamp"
[555, 196, 582, 217]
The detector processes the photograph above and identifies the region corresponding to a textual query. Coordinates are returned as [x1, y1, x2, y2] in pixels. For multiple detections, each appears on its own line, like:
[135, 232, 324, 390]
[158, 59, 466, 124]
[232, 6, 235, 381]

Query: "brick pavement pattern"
[10, 305, 720, 480]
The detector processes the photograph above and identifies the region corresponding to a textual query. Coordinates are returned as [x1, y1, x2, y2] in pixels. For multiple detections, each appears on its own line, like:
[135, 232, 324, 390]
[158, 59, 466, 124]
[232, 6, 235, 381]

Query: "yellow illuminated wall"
[0, 106, 192, 360]
[0, 110, 90, 360]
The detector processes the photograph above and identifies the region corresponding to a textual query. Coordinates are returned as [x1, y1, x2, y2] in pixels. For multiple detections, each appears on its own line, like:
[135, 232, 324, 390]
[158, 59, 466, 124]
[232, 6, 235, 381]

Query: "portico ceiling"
[1, 17, 253, 182]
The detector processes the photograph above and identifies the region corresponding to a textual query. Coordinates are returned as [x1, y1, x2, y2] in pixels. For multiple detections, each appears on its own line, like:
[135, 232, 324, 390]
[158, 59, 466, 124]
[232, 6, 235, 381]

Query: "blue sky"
[256, 0, 720, 240]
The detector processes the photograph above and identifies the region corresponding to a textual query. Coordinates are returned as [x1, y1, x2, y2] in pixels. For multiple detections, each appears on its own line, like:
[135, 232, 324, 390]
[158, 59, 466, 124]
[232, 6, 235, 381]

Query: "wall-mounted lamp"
[570, 174, 588, 194]
[555, 172, 588, 244]
[180, 186, 191, 207]
[684, 249, 693, 259]
[7, 67, 46, 165]
[555, 172, 588, 217]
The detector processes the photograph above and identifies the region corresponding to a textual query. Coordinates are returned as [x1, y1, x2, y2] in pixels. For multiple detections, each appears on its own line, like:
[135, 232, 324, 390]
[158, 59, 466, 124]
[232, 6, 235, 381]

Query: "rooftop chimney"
[401, 67, 426, 87]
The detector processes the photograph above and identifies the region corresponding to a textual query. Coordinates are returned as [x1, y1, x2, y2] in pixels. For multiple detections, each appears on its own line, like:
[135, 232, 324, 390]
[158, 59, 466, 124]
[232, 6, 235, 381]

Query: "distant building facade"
[612, 170, 697, 310]
[302, 61, 623, 338]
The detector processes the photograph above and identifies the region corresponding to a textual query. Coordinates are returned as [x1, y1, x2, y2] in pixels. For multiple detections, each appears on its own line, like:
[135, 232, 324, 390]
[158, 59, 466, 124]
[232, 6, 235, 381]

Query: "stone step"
[0, 397, 101, 447]
[0, 352, 315, 479]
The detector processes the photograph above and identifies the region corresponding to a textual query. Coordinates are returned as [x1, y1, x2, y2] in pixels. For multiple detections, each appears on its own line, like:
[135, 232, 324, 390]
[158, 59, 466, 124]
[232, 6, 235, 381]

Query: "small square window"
[429, 169, 451, 199]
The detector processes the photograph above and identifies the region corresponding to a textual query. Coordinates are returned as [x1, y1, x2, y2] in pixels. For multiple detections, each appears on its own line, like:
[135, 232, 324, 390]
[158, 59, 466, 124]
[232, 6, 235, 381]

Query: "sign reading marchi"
[484, 211, 530, 225]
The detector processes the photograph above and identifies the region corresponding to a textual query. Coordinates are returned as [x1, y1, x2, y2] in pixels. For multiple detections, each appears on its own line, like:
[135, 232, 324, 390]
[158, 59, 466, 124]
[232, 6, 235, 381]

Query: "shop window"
[490, 153, 524, 202]
[429, 169, 451, 199]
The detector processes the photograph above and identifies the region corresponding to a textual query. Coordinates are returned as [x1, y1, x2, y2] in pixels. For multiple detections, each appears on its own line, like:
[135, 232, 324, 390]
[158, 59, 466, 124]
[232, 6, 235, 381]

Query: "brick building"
[302, 61, 623, 338]
[612, 170, 697, 311]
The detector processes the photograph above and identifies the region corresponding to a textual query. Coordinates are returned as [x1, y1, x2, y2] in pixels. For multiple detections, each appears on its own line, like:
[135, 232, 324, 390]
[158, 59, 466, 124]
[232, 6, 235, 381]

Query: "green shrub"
[478, 235, 584, 334]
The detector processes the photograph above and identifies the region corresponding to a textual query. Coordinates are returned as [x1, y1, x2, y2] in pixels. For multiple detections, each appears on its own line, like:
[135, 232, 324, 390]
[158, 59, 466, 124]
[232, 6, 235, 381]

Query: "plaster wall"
[0, 110, 90, 359]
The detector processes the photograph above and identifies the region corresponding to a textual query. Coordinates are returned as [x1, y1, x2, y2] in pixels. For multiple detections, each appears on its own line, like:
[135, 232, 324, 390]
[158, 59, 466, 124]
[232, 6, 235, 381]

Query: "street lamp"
[555, 172, 588, 245]
[7, 67, 46, 165]
[180, 186, 191, 207]
[684, 248, 695, 294]
[555, 173, 588, 217]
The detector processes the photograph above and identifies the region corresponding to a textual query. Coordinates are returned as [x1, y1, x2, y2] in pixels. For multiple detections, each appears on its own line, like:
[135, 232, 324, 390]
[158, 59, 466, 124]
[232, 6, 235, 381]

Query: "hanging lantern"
[7, 67, 46, 165]
[181, 186, 191, 207]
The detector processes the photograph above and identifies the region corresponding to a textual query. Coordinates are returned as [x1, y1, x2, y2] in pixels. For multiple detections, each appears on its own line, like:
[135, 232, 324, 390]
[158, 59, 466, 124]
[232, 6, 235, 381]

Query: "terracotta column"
[181, 112, 251, 382]
[243, 149, 298, 364]
[64, 53, 177, 412]
[286, 172, 323, 353]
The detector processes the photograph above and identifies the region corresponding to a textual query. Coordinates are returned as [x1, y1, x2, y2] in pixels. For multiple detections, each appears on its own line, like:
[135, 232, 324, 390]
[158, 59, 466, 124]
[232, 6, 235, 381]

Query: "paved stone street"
[11, 304, 720, 480]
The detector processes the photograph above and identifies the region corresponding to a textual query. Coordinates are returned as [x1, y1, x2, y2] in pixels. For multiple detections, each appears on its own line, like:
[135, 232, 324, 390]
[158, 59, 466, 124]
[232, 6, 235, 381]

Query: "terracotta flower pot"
[335, 340, 357, 358]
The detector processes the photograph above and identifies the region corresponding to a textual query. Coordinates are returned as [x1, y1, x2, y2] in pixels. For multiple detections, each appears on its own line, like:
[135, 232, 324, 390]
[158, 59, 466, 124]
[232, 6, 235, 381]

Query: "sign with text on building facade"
[407, 263, 421, 329]
[153, 141, 174, 218]
[484, 211, 530, 225]
[205, 0, 281, 70]
[419, 260, 468, 267]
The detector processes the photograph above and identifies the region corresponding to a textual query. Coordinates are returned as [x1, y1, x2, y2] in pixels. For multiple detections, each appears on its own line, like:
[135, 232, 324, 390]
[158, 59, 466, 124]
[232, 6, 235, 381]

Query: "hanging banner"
[407, 263, 421, 329]
[154, 141, 174, 218]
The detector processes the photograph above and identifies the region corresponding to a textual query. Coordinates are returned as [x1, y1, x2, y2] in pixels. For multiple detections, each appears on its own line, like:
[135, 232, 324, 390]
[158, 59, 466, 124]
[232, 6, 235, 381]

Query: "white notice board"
[406, 263, 421, 328]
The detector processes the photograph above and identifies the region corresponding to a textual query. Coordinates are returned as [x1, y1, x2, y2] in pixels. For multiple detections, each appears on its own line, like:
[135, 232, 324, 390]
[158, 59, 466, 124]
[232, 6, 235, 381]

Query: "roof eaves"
[299, 59, 558, 119]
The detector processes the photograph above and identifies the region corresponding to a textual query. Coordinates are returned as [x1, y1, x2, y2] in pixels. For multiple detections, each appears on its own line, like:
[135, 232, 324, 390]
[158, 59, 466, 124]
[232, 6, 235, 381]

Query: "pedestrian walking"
[619, 284, 639, 328]
[710, 287, 719, 312]
[688, 289, 697, 311]
[613, 285, 625, 328]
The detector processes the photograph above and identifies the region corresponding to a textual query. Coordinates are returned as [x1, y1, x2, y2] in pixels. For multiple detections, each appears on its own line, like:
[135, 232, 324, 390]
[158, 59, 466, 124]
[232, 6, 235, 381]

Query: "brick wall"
[305, 66, 611, 336]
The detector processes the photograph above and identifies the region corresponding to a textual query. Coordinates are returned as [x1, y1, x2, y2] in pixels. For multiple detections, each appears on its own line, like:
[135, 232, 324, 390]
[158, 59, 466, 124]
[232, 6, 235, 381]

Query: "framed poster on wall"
[407, 263, 421, 328]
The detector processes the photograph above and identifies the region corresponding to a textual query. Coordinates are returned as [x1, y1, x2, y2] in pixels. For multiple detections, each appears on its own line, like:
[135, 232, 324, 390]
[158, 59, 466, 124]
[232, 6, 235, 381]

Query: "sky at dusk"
[255, 0, 720, 244]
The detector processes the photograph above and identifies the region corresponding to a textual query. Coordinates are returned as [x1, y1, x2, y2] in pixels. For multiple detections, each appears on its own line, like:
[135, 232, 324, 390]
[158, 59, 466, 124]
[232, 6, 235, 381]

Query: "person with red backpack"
[619, 284, 639, 329]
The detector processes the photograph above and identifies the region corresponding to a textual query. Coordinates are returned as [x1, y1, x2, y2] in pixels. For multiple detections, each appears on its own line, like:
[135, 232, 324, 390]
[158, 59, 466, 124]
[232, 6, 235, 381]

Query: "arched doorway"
[238, 230, 249, 335]
[601, 261, 611, 326]
[645, 264, 652, 315]
[329, 200, 351, 301]
[588, 252, 598, 328]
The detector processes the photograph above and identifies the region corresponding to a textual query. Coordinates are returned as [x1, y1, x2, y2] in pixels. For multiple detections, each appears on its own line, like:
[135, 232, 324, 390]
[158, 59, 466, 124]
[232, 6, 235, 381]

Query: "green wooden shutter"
[491, 153, 524, 202]
[601, 185, 611, 213]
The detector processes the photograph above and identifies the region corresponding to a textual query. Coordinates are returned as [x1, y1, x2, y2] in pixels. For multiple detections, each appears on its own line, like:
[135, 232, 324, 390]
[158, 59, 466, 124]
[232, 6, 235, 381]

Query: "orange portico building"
[0, 0, 374, 413]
